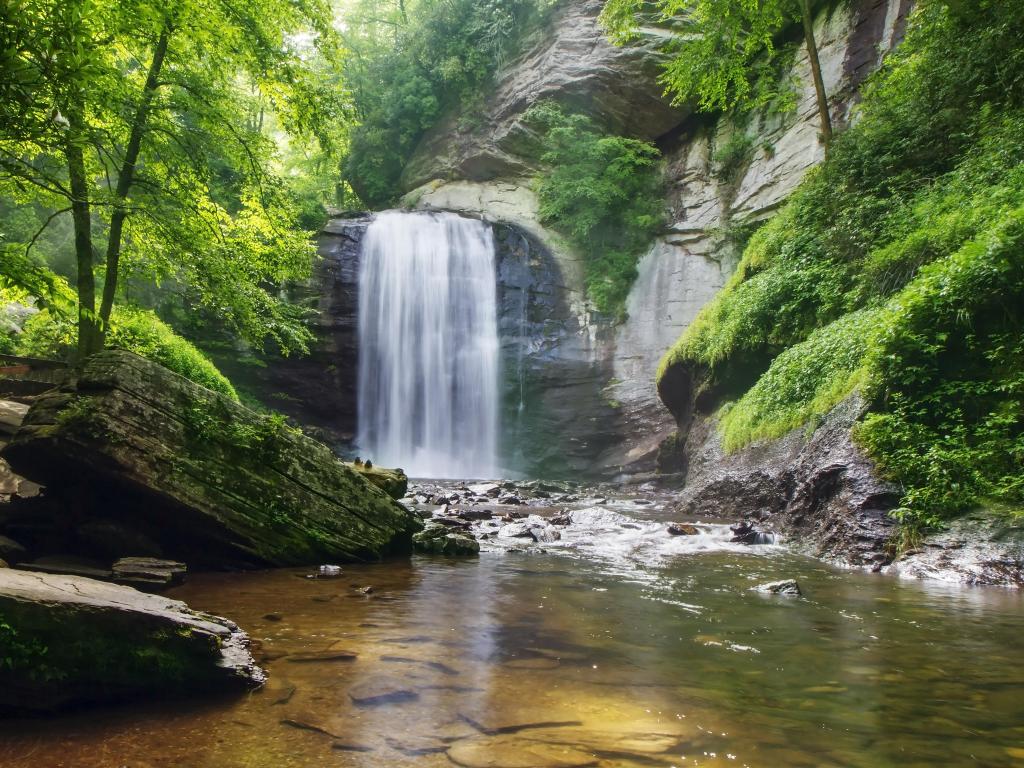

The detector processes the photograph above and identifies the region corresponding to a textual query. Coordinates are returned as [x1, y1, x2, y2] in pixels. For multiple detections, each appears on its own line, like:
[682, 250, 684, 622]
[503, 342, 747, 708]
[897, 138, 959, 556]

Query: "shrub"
[526, 102, 664, 316]
[16, 306, 238, 401]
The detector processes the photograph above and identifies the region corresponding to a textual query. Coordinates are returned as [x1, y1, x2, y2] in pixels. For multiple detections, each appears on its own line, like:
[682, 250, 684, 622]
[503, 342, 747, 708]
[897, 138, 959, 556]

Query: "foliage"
[341, 0, 553, 207]
[719, 309, 877, 451]
[0, 0, 343, 356]
[600, 0, 806, 119]
[658, 0, 1024, 528]
[17, 306, 238, 400]
[856, 210, 1024, 529]
[525, 102, 664, 316]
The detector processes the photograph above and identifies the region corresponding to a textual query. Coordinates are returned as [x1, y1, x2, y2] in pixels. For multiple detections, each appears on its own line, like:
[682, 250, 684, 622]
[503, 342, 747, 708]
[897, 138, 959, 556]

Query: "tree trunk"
[98, 25, 171, 333]
[800, 0, 833, 153]
[65, 103, 101, 360]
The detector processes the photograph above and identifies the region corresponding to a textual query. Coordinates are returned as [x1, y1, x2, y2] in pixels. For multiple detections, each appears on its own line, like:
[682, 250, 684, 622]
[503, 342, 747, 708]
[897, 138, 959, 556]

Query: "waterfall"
[357, 211, 500, 479]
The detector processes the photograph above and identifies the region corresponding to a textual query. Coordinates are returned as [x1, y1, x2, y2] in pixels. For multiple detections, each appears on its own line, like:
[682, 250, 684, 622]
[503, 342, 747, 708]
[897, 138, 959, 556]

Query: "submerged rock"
[1, 350, 422, 567]
[0, 568, 262, 713]
[753, 579, 802, 596]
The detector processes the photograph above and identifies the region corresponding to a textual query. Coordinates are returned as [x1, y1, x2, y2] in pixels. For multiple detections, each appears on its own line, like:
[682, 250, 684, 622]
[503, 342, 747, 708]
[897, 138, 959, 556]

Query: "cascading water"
[357, 210, 500, 478]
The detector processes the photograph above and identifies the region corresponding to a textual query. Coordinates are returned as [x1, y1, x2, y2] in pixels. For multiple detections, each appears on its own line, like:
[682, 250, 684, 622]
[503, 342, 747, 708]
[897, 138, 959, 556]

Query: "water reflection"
[1, 522, 1023, 768]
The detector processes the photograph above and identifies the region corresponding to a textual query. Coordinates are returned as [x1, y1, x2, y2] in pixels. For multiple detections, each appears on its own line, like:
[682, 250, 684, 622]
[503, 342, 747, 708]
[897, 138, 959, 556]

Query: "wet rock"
[456, 508, 494, 521]
[280, 718, 343, 739]
[0, 569, 262, 713]
[730, 522, 772, 545]
[668, 396, 898, 568]
[347, 463, 408, 499]
[893, 509, 1024, 586]
[667, 523, 699, 536]
[468, 483, 502, 498]
[754, 579, 802, 596]
[263, 612, 283, 622]
[18, 554, 112, 581]
[447, 735, 598, 768]
[498, 522, 535, 539]
[348, 676, 420, 707]
[285, 649, 358, 663]
[529, 525, 561, 544]
[0, 534, 27, 564]
[1, 350, 422, 568]
[498, 494, 524, 505]
[413, 521, 480, 556]
[111, 557, 186, 591]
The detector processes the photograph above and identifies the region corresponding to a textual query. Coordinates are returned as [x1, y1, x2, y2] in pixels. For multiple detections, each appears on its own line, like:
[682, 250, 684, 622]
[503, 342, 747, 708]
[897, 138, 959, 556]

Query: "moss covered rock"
[0, 568, 263, 713]
[1, 350, 422, 567]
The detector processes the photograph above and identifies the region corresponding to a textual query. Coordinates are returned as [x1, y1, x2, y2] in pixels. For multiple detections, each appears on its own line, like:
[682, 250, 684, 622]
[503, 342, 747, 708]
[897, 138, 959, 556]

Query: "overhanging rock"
[1, 350, 422, 567]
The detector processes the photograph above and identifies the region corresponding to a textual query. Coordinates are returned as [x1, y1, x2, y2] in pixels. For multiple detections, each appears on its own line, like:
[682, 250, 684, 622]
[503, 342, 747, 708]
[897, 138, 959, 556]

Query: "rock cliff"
[398, 0, 911, 474]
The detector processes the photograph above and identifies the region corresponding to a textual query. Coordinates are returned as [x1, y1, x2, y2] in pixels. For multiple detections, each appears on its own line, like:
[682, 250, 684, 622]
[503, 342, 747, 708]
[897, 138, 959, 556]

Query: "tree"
[600, 0, 833, 150]
[0, 0, 347, 359]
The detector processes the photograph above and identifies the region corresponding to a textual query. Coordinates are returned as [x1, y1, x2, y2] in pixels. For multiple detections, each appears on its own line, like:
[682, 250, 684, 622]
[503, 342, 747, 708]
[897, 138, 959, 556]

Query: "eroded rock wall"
[400, 0, 911, 474]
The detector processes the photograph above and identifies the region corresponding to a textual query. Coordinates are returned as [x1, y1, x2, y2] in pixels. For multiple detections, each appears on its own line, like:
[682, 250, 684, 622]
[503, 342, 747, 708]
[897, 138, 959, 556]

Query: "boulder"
[0, 568, 263, 713]
[413, 521, 480, 556]
[348, 463, 408, 499]
[111, 557, 187, 590]
[1, 350, 422, 567]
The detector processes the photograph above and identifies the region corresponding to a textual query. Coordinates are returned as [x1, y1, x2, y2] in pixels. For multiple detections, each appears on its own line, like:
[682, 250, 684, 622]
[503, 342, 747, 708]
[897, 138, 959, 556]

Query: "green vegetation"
[1, 0, 344, 359]
[15, 306, 237, 400]
[342, 0, 553, 207]
[601, 0, 831, 148]
[659, 1, 1024, 530]
[525, 102, 663, 316]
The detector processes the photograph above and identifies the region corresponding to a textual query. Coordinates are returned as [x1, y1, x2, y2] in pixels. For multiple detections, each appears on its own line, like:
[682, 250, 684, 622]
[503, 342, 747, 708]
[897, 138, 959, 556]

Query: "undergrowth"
[657, 1, 1024, 530]
[525, 102, 664, 316]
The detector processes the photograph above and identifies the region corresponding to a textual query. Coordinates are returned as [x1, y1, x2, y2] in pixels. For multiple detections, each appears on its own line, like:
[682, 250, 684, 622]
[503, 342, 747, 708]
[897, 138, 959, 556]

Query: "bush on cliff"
[525, 102, 664, 317]
[16, 307, 238, 401]
[659, 0, 1024, 529]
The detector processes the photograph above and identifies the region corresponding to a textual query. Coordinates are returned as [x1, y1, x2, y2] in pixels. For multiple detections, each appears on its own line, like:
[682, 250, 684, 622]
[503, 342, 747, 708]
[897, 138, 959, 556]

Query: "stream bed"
[2, 485, 1023, 767]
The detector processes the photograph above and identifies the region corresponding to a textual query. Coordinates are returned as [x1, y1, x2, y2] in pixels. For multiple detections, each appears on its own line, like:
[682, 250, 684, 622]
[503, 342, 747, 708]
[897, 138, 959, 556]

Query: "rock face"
[1, 350, 421, 567]
[397, 0, 911, 475]
[202, 1, 911, 480]
[401, 0, 684, 191]
[667, 396, 898, 569]
[204, 214, 370, 449]
[0, 568, 262, 713]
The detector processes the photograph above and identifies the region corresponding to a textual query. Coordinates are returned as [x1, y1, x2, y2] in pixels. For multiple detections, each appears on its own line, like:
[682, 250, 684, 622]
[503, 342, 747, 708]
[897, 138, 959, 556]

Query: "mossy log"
[1, 350, 422, 567]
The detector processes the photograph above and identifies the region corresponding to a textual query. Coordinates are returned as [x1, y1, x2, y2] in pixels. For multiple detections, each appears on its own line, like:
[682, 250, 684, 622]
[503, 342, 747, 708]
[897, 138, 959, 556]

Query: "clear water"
[357, 211, 500, 478]
[2, 494, 1023, 768]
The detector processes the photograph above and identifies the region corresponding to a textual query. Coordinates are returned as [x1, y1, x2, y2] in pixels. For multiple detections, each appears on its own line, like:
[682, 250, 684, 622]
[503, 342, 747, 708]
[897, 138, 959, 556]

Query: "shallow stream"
[2, 489, 1023, 767]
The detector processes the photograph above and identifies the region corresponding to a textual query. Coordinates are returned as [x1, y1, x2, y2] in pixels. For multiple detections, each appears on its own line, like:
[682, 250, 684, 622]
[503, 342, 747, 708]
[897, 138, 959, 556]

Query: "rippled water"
[2, 494, 1023, 768]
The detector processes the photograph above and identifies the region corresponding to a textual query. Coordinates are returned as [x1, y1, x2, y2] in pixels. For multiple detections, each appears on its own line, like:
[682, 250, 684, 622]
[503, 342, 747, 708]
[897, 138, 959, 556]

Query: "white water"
[357, 211, 500, 478]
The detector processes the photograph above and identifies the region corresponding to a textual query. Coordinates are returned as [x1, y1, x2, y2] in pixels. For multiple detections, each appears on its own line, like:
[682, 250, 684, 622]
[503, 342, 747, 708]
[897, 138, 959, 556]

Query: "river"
[1, 486, 1022, 767]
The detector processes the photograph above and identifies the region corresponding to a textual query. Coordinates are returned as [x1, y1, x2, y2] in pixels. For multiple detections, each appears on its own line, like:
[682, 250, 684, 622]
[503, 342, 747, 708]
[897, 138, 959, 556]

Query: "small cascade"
[357, 210, 500, 478]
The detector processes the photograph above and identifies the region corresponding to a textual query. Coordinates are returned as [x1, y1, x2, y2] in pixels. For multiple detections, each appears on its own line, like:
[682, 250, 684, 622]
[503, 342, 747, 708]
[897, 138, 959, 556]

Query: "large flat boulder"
[0, 568, 262, 713]
[1, 350, 422, 567]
